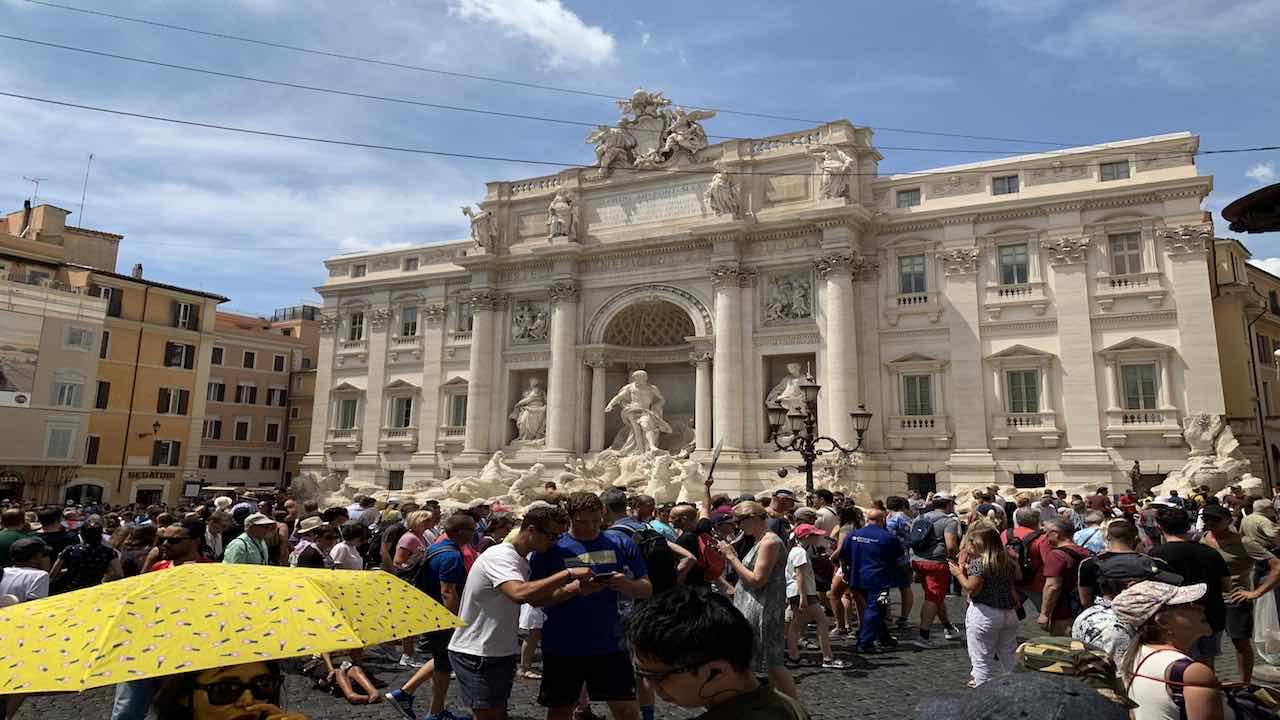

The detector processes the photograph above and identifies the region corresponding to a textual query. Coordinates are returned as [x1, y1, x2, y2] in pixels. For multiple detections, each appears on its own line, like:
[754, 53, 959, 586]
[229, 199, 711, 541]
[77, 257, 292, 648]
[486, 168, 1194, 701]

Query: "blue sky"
[1, 0, 1278, 312]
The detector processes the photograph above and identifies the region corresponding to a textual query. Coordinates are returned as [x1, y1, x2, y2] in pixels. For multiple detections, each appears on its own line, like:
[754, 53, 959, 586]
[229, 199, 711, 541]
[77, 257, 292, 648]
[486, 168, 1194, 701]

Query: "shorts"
[425, 629, 454, 673]
[912, 560, 949, 606]
[897, 564, 914, 589]
[1226, 600, 1254, 641]
[538, 652, 636, 707]
[449, 651, 518, 710]
[519, 603, 546, 632]
[787, 595, 820, 611]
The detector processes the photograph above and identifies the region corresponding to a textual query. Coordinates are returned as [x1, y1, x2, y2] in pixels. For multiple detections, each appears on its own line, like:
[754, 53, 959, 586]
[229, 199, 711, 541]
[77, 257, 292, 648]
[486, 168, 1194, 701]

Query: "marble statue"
[764, 276, 811, 322]
[605, 370, 673, 456]
[616, 88, 671, 120]
[1152, 412, 1260, 497]
[461, 205, 497, 252]
[704, 163, 741, 217]
[659, 107, 716, 159]
[505, 462, 547, 505]
[586, 124, 637, 177]
[808, 146, 856, 200]
[511, 301, 549, 344]
[546, 190, 576, 241]
[767, 363, 810, 418]
[509, 378, 547, 443]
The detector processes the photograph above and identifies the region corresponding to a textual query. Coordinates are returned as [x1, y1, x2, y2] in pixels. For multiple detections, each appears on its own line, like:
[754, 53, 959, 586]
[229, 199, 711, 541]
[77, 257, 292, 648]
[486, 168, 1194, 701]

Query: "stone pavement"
[11, 591, 1256, 720]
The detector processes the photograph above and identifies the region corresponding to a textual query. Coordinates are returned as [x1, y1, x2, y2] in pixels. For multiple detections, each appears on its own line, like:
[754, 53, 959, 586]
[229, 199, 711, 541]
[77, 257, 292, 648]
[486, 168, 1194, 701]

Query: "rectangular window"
[95, 380, 110, 409]
[289, 406, 299, 419]
[1006, 370, 1040, 413]
[391, 396, 414, 428]
[896, 188, 921, 208]
[902, 375, 933, 416]
[198, 454, 218, 470]
[449, 394, 468, 427]
[348, 313, 364, 341]
[301, 358, 312, 370]
[172, 301, 198, 330]
[1122, 363, 1159, 410]
[457, 303, 474, 332]
[84, 435, 100, 465]
[1109, 232, 1143, 275]
[151, 440, 181, 466]
[65, 326, 94, 350]
[403, 257, 419, 272]
[907, 473, 937, 495]
[338, 398, 359, 429]
[47, 427, 74, 459]
[1100, 160, 1131, 182]
[1013, 472, 1047, 489]
[156, 387, 190, 415]
[164, 342, 195, 369]
[229, 456, 251, 470]
[401, 306, 419, 337]
[351, 264, 367, 278]
[99, 330, 110, 360]
[235, 384, 258, 405]
[202, 419, 222, 440]
[1260, 335, 1272, 363]
[243, 351, 256, 369]
[898, 254, 927, 294]
[265, 422, 280, 443]
[388, 470, 405, 491]
[266, 388, 287, 406]
[53, 382, 83, 408]
[273, 354, 286, 372]
[96, 285, 122, 318]
[992, 174, 1020, 195]
[260, 457, 281, 471]
[998, 244, 1029, 285]
[287, 435, 297, 452]
[1270, 291, 1280, 315]
[234, 420, 250, 442]
[210, 346, 224, 365]
[207, 381, 225, 402]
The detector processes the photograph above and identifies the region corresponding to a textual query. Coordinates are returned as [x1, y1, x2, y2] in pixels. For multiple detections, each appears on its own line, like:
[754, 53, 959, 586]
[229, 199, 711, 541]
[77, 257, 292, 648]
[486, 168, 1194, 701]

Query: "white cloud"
[1247, 163, 1277, 184]
[641, 32, 651, 48]
[1249, 258, 1280, 277]
[448, 0, 616, 68]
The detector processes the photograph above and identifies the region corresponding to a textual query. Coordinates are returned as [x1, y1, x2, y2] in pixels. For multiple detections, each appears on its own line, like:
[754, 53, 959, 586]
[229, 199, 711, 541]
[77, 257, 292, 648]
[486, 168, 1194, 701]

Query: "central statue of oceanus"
[604, 370, 672, 456]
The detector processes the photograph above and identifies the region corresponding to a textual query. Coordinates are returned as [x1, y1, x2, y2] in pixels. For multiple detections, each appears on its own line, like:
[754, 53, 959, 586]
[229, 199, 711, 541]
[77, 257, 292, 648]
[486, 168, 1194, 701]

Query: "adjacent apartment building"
[269, 305, 321, 486]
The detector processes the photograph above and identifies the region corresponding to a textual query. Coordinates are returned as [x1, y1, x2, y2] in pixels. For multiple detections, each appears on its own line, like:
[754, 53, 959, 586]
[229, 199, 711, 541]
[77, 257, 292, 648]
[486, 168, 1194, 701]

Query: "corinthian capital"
[814, 253, 857, 277]
[470, 289, 508, 311]
[710, 264, 756, 288]
[1161, 224, 1212, 256]
[548, 280, 580, 304]
[422, 304, 448, 324]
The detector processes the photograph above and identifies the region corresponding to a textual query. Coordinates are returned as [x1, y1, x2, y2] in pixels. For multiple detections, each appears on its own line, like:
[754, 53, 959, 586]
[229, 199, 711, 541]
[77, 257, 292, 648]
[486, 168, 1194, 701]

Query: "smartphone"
[589, 570, 618, 582]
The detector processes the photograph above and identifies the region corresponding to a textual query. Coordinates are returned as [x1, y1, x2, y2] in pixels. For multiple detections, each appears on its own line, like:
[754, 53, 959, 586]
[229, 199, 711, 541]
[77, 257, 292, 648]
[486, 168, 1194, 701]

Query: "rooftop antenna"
[77, 153, 94, 226]
[23, 176, 48, 204]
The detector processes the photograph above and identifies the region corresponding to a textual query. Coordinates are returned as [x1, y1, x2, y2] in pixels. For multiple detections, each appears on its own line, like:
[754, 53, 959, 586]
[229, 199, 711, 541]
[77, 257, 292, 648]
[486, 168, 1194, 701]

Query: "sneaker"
[895, 616, 913, 629]
[855, 645, 880, 655]
[437, 710, 472, 720]
[944, 626, 963, 641]
[383, 690, 415, 720]
[908, 636, 932, 649]
[799, 639, 819, 650]
[822, 657, 853, 668]
[398, 654, 423, 668]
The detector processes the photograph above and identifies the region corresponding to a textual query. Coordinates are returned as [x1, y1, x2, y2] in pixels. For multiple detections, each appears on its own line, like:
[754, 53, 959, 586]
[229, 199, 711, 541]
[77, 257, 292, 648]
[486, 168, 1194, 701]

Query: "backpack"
[1130, 651, 1280, 720]
[908, 515, 938, 554]
[611, 524, 678, 594]
[411, 543, 464, 601]
[694, 533, 726, 583]
[805, 540, 835, 592]
[1005, 528, 1044, 583]
[1017, 637, 1128, 706]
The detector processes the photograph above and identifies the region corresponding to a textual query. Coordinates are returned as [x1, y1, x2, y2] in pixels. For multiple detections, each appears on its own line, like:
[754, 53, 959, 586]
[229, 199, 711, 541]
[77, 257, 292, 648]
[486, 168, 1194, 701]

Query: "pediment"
[385, 378, 420, 390]
[888, 353, 939, 364]
[331, 381, 365, 393]
[985, 344, 1054, 361]
[441, 375, 469, 388]
[1099, 337, 1175, 355]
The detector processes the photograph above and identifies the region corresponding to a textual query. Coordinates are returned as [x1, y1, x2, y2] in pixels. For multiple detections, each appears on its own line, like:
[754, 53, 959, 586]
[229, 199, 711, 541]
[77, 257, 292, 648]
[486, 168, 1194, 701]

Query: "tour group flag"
[0, 562, 463, 694]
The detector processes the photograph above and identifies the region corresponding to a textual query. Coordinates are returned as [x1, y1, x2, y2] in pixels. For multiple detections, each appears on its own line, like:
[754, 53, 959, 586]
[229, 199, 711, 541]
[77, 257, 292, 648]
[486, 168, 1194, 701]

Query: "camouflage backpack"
[1016, 637, 1130, 707]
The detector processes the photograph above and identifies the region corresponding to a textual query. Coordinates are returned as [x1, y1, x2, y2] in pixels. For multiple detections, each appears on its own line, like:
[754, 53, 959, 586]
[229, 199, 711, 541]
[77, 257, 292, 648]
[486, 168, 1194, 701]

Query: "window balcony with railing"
[325, 427, 361, 451]
[885, 414, 952, 449]
[338, 338, 368, 353]
[379, 426, 418, 450]
[884, 291, 942, 326]
[391, 335, 421, 348]
[990, 411, 1060, 448]
[448, 331, 473, 344]
[1095, 271, 1166, 311]
[1103, 408, 1182, 446]
[983, 282, 1048, 319]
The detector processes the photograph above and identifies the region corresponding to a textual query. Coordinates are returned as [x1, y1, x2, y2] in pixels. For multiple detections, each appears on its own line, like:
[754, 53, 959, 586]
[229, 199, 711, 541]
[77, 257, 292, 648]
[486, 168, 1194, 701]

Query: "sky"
[1, 0, 1278, 313]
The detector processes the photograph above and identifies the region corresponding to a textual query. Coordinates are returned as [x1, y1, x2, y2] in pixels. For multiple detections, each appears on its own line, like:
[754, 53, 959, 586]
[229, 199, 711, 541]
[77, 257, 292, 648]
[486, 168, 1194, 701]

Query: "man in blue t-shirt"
[840, 509, 904, 653]
[531, 491, 651, 720]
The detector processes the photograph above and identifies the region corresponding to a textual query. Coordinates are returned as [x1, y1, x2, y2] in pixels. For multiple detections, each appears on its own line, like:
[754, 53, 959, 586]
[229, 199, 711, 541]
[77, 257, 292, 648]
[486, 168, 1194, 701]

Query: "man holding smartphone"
[530, 492, 652, 720]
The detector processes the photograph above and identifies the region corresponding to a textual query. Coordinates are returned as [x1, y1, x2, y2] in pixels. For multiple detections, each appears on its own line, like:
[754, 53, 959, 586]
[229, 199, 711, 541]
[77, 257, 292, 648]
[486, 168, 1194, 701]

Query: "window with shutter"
[95, 381, 110, 409]
[157, 387, 172, 414]
[85, 435, 100, 465]
[151, 441, 164, 466]
[171, 441, 181, 465]
[99, 330, 110, 359]
[177, 389, 189, 415]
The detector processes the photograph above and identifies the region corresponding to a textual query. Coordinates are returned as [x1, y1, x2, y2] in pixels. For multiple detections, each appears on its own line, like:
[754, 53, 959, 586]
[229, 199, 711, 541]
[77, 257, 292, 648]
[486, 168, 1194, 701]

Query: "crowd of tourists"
[4, 479, 1280, 720]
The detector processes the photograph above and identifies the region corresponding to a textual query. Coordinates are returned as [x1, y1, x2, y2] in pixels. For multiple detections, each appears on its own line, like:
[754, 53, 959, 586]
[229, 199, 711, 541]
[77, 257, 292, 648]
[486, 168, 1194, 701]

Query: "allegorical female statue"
[510, 378, 547, 442]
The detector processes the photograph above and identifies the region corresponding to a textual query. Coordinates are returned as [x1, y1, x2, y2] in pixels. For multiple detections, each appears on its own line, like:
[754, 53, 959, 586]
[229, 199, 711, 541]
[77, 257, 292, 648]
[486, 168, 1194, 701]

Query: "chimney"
[131, 263, 143, 279]
[18, 200, 31, 238]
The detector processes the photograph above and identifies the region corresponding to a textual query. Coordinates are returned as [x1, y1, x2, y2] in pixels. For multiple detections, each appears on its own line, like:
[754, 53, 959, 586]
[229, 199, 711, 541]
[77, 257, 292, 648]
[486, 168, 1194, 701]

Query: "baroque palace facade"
[301, 90, 1222, 497]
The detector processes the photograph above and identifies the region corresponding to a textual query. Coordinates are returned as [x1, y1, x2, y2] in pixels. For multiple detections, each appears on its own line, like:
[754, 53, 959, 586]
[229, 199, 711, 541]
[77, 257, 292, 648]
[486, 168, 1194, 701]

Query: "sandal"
[518, 669, 542, 680]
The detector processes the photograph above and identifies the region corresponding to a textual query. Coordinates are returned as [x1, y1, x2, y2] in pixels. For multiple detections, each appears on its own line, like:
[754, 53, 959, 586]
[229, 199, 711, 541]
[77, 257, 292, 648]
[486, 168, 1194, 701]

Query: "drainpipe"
[116, 285, 152, 495]
[1244, 289, 1272, 493]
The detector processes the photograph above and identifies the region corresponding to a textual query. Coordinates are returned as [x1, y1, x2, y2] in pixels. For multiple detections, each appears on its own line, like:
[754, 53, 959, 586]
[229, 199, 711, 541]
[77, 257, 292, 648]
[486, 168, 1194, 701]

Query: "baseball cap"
[243, 512, 275, 528]
[709, 511, 736, 525]
[933, 492, 955, 502]
[387, 495, 402, 504]
[1111, 580, 1206, 628]
[794, 507, 818, 522]
[773, 488, 797, 500]
[793, 523, 826, 539]
[1095, 554, 1183, 585]
[466, 498, 491, 509]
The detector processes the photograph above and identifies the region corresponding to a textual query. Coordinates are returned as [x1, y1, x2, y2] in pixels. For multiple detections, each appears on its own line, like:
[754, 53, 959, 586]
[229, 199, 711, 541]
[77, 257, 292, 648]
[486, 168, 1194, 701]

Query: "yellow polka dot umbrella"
[0, 563, 462, 695]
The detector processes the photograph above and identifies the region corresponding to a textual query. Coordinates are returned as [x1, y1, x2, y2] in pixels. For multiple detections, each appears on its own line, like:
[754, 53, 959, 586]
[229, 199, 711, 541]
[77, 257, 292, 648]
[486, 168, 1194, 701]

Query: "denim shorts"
[448, 650, 518, 710]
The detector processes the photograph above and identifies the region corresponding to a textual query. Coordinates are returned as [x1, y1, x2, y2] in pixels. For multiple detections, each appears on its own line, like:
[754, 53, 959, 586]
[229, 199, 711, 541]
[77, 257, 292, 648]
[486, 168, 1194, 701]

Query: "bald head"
[865, 508, 887, 527]
[669, 504, 698, 531]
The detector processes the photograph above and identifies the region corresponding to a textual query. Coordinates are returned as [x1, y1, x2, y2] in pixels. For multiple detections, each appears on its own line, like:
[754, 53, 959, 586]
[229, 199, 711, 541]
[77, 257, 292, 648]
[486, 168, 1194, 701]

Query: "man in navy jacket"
[839, 509, 904, 653]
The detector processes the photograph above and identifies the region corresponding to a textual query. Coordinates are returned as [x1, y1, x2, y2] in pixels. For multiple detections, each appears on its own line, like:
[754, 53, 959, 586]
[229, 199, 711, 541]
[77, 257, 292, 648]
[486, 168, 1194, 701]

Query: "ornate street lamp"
[765, 373, 872, 494]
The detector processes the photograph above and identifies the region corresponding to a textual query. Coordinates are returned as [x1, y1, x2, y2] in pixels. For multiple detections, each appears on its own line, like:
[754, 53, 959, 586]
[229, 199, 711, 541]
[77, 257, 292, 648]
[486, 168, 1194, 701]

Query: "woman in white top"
[1114, 580, 1231, 720]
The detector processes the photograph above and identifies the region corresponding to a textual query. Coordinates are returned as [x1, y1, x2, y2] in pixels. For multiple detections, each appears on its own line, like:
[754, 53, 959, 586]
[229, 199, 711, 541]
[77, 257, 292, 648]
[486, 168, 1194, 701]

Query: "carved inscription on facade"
[517, 212, 545, 238]
[745, 233, 820, 258]
[764, 176, 809, 205]
[579, 245, 713, 274]
[585, 181, 710, 227]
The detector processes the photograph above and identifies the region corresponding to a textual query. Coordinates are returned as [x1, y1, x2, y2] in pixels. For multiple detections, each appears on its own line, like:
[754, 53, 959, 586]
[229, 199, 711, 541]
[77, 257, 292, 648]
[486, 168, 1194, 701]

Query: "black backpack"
[1005, 528, 1044, 583]
[909, 515, 938, 553]
[611, 524, 678, 594]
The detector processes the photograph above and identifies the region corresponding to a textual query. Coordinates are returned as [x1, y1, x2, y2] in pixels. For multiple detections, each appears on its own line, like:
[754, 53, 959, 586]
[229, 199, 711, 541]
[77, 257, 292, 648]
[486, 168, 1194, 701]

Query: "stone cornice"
[1090, 309, 1178, 328]
[879, 219, 944, 235]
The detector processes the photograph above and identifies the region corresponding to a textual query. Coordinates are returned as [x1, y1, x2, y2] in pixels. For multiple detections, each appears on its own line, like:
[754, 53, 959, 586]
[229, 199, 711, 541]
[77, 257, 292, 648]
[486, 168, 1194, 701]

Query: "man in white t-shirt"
[0, 537, 51, 602]
[809, 489, 840, 535]
[430, 505, 591, 720]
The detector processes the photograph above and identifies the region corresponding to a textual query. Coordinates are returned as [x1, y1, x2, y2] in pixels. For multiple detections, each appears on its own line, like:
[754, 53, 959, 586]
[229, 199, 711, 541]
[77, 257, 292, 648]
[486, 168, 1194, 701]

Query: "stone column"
[586, 353, 608, 452]
[1162, 225, 1225, 414]
[414, 303, 448, 461]
[545, 281, 580, 453]
[690, 350, 713, 451]
[360, 305, 392, 456]
[301, 312, 339, 470]
[711, 265, 752, 451]
[1044, 237, 1102, 447]
[941, 246, 996, 483]
[1104, 360, 1120, 411]
[463, 290, 504, 454]
[816, 254, 859, 445]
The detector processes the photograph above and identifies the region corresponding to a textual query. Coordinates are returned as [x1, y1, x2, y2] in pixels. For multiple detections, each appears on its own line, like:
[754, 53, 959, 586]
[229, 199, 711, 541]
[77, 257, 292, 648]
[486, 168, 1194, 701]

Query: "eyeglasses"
[195, 675, 282, 705]
[633, 659, 708, 684]
[159, 535, 194, 544]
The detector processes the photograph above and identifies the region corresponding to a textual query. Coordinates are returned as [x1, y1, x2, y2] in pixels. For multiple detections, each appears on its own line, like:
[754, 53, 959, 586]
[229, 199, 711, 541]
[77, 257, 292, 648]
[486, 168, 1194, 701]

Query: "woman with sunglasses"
[717, 500, 798, 700]
[152, 661, 307, 720]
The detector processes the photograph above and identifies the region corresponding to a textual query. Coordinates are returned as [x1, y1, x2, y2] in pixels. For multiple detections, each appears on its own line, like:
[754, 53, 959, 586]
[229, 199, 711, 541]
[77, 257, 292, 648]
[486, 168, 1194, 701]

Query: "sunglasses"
[533, 526, 563, 542]
[159, 535, 194, 544]
[195, 675, 282, 705]
[633, 659, 707, 684]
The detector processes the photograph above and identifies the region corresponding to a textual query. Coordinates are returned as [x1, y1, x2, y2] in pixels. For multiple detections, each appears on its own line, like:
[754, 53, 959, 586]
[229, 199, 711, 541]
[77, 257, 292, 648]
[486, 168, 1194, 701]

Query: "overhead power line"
[1, 90, 1274, 179]
[20, 0, 1082, 148]
[0, 32, 1056, 156]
